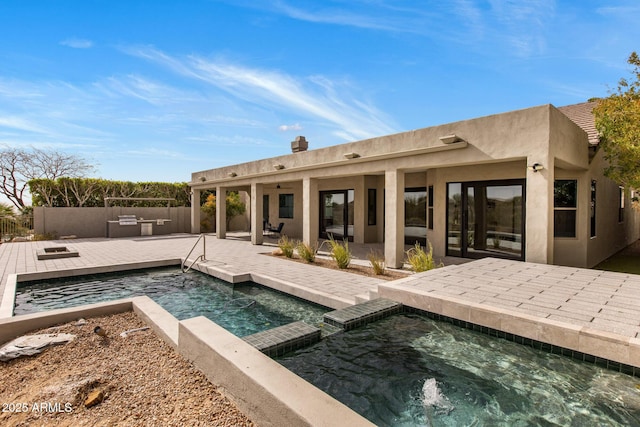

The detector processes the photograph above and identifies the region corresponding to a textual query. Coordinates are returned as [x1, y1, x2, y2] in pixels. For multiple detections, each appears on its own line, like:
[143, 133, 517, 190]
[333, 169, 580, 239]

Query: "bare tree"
[0, 146, 96, 210]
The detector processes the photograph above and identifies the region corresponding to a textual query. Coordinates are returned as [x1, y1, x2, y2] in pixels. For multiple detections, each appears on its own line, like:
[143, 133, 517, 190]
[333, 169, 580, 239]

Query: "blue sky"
[0, 0, 639, 185]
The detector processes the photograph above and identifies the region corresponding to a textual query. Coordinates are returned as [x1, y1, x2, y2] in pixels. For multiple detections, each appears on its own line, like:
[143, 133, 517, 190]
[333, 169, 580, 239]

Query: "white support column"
[216, 186, 227, 239]
[525, 156, 553, 264]
[303, 177, 319, 245]
[251, 182, 264, 245]
[190, 189, 201, 234]
[385, 169, 405, 268]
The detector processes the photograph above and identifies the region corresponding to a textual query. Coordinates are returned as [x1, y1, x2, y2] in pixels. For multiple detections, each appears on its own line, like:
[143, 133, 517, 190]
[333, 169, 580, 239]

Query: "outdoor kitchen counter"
[106, 219, 172, 238]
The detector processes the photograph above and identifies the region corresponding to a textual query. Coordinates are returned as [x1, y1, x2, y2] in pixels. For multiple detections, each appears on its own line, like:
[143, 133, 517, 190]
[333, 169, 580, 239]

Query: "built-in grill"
[118, 215, 138, 226]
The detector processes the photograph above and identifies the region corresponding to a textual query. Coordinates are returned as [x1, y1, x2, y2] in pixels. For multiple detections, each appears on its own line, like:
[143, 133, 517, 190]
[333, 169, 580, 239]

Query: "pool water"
[14, 267, 328, 337]
[278, 314, 640, 426]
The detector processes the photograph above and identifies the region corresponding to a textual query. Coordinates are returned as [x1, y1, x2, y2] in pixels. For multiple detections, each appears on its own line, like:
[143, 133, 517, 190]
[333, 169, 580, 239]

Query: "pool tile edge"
[379, 282, 640, 371]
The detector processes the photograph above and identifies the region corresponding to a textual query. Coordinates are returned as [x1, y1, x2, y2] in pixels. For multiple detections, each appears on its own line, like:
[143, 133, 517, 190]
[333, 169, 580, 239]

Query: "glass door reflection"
[447, 180, 524, 260]
[320, 190, 354, 240]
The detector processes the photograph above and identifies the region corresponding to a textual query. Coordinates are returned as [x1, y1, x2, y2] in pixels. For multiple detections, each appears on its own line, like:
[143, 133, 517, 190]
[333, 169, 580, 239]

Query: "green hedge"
[28, 178, 191, 207]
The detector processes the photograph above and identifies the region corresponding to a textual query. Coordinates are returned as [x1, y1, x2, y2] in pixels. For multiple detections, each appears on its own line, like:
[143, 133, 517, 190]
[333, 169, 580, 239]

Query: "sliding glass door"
[320, 190, 354, 240]
[447, 180, 525, 260]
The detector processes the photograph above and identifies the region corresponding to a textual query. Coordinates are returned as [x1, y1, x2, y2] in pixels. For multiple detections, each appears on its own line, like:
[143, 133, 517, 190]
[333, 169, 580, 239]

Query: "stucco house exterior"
[189, 102, 640, 269]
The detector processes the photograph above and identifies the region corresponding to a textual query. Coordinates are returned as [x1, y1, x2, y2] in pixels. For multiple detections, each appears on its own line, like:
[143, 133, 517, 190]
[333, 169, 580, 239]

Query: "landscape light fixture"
[527, 163, 544, 173]
[439, 134, 464, 144]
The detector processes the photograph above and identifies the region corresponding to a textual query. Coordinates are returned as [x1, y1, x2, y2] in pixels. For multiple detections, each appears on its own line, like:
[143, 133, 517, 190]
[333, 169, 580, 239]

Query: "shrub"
[278, 235, 295, 258]
[296, 241, 318, 263]
[367, 250, 386, 275]
[328, 237, 351, 269]
[406, 242, 443, 272]
[32, 232, 57, 241]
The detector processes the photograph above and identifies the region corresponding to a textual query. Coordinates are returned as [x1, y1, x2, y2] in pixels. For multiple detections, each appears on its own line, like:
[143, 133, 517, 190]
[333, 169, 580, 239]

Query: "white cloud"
[238, 0, 557, 58]
[0, 115, 49, 134]
[126, 47, 397, 140]
[60, 38, 94, 49]
[279, 123, 303, 131]
[486, 0, 555, 56]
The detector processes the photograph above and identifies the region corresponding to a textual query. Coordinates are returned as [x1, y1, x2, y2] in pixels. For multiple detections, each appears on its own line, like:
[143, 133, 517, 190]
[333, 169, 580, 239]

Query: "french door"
[320, 190, 354, 240]
[447, 180, 525, 260]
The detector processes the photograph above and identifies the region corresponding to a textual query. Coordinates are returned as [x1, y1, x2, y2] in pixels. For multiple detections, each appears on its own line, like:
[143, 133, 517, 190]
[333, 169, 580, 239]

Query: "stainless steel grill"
[118, 215, 137, 226]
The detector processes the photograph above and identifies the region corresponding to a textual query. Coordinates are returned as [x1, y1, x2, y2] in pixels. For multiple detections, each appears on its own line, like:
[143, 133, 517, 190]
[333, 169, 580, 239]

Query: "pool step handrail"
[182, 233, 206, 273]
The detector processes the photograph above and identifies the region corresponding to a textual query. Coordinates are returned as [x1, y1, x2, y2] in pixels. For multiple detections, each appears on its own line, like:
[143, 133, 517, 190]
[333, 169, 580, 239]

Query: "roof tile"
[557, 101, 600, 145]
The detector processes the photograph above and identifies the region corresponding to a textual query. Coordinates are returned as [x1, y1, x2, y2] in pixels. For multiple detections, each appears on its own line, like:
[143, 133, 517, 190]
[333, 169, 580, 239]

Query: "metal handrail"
[182, 234, 206, 273]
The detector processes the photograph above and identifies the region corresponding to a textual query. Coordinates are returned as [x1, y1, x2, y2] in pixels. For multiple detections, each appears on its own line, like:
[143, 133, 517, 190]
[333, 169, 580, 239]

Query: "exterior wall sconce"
[439, 134, 464, 144]
[344, 152, 360, 159]
[527, 163, 544, 172]
[273, 164, 285, 170]
[199, 176, 206, 182]
[227, 172, 237, 177]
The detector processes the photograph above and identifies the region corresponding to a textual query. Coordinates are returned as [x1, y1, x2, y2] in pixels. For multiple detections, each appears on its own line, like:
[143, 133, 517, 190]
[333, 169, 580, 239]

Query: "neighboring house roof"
[557, 101, 600, 145]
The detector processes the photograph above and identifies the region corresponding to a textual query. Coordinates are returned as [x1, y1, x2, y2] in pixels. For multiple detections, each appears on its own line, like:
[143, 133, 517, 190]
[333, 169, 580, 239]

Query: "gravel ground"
[0, 312, 255, 427]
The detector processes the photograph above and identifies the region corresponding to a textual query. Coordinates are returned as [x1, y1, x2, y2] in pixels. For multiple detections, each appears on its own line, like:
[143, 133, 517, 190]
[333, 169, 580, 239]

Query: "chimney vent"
[291, 136, 308, 153]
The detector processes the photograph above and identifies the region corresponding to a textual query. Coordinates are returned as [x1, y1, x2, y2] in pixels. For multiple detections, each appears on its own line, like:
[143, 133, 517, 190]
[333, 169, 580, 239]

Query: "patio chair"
[266, 222, 284, 237]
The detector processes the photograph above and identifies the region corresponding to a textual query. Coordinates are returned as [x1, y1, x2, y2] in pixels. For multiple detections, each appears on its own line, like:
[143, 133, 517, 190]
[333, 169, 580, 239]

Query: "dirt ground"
[0, 312, 254, 427]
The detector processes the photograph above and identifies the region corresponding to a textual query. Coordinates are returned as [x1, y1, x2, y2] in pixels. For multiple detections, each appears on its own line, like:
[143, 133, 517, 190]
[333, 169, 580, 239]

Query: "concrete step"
[243, 321, 321, 357]
[323, 298, 402, 331]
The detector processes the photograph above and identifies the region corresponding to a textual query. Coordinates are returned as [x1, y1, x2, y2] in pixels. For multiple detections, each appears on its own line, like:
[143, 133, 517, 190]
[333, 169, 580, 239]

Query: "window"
[428, 185, 434, 230]
[619, 186, 625, 223]
[554, 180, 577, 238]
[590, 180, 596, 238]
[367, 189, 376, 226]
[279, 194, 294, 219]
[405, 187, 427, 245]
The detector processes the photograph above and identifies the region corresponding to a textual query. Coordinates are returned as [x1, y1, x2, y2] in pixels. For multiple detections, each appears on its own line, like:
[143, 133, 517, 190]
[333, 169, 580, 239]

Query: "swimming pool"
[14, 267, 329, 338]
[278, 313, 640, 426]
[15, 267, 640, 425]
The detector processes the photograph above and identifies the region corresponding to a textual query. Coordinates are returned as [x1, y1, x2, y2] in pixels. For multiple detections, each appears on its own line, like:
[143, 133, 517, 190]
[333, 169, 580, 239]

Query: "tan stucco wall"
[34, 207, 191, 238]
[585, 150, 640, 267]
[189, 103, 638, 268]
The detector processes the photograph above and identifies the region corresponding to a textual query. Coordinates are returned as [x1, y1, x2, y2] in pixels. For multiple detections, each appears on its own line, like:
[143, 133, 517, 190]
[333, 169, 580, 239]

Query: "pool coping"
[0, 297, 375, 427]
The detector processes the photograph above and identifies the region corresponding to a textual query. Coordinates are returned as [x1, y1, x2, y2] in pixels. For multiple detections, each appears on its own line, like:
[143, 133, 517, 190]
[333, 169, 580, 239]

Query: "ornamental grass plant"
[327, 236, 352, 269]
[296, 241, 318, 263]
[367, 250, 386, 275]
[277, 235, 295, 258]
[406, 241, 443, 272]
